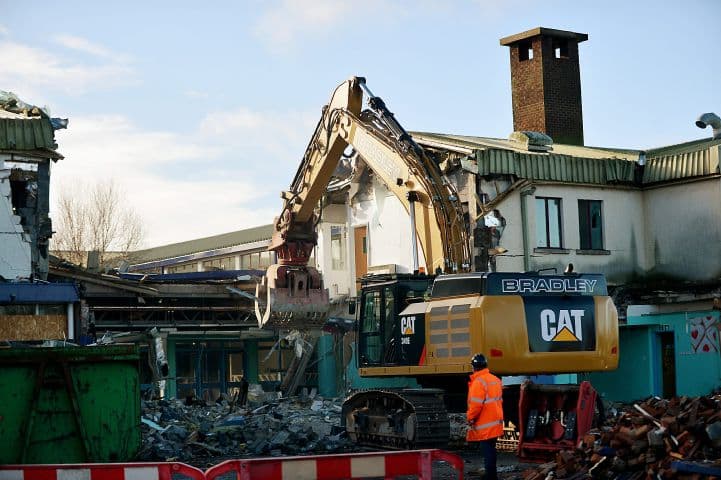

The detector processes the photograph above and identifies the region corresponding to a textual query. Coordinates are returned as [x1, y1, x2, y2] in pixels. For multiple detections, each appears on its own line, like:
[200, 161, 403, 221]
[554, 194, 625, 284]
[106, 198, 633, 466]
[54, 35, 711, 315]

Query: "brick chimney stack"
[500, 27, 588, 146]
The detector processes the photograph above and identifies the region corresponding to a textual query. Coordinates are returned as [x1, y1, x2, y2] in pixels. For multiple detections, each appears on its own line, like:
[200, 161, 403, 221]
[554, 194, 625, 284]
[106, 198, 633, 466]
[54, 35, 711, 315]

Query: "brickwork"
[503, 29, 586, 146]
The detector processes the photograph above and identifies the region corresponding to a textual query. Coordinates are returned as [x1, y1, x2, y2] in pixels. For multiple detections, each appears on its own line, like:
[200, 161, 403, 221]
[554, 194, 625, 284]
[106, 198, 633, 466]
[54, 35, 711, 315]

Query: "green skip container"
[0, 345, 141, 464]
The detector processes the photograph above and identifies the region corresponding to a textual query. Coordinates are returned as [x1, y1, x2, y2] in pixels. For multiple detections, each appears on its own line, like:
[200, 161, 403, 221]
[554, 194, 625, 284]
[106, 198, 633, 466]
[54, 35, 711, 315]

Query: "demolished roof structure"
[0, 90, 67, 281]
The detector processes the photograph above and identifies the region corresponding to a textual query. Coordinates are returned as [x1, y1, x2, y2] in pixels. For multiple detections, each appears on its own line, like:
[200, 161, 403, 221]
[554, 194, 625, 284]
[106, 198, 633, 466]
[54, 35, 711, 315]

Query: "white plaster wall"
[316, 204, 353, 299]
[349, 178, 425, 274]
[642, 179, 721, 280]
[0, 166, 32, 279]
[494, 185, 646, 283]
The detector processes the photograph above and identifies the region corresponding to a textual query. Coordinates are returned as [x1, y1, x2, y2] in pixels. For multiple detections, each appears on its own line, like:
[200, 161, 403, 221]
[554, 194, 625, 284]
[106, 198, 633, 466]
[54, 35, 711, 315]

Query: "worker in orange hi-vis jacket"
[466, 353, 504, 480]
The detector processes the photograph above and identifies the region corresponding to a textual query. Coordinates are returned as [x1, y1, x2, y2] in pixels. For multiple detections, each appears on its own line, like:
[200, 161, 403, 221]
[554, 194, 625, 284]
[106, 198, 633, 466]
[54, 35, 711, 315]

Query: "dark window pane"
[579, 200, 603, 250]
[431, 277, 484, 298]
[202, 350, 221, 383]
[360, 290, 381, 364]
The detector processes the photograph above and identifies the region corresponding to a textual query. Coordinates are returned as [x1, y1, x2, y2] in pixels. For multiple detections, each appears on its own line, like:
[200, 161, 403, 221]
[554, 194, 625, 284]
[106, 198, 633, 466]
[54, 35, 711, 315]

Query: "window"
[578, 200, 604, 250]
[259, 251, 272, 268]
[536, 197, 563, 248]
[360, 290, 382, 364]
[331, 225, 345, 270]
[167, 262, 195, 274]
[175, 341, 246, 401]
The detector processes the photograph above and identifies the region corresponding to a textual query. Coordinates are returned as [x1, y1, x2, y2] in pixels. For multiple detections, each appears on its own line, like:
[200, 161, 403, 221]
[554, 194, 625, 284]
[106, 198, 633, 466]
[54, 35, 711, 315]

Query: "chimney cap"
[500, 27, 588, 46]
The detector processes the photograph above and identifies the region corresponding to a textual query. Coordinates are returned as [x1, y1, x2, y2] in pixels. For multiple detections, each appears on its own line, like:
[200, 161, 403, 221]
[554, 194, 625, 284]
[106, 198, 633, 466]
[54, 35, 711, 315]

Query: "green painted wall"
[665, 312, 721, 396]
[587, 310, 721, 402]
[587, 325, 655, 402]
[317, 334, 337, 397]
[346, 343, 419, 389]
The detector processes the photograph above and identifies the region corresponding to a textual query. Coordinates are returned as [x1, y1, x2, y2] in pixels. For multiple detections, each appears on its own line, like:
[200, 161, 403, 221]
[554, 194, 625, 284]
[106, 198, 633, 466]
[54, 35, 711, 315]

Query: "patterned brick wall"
[506, 34, 585, 146]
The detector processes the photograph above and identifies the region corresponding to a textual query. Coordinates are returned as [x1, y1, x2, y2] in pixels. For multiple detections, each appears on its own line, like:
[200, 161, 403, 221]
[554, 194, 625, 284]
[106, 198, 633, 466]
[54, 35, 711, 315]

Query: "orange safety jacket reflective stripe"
[466, 368, 504, 441]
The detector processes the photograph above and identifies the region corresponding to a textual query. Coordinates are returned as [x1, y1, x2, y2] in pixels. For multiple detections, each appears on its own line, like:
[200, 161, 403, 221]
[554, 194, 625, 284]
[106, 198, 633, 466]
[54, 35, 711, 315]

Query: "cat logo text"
[401, 316, 416, 335]
[541, 309, 584, 342]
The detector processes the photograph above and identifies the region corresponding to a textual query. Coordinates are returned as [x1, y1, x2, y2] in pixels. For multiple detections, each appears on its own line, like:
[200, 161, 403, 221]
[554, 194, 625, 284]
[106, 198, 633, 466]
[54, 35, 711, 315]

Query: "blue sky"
[2, 1, 719, 247]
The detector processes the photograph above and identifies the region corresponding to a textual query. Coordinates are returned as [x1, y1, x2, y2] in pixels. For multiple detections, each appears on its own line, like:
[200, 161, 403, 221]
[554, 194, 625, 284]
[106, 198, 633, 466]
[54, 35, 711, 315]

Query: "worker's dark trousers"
[478, 438, 498, 480]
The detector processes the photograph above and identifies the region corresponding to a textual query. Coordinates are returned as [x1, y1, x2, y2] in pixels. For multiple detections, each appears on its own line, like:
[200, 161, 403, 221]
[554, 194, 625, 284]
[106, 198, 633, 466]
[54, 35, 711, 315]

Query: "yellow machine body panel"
[359, 272, 619, 377]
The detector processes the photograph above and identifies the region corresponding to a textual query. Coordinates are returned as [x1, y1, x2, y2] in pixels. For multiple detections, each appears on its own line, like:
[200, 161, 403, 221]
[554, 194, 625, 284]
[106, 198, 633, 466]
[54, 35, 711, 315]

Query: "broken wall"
[349, 175, 426, 274]
[315, 203, 354, 298]
[0, 161, 32, 280]
[10, 162, 52, 280]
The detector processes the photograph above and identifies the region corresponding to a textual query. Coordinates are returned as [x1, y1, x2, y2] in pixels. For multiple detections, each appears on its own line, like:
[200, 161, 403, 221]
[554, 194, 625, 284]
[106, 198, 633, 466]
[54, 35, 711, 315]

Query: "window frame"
[330, 225, 345, 270]
[535, 196, 564, 249]
[578, 199, 604, 250]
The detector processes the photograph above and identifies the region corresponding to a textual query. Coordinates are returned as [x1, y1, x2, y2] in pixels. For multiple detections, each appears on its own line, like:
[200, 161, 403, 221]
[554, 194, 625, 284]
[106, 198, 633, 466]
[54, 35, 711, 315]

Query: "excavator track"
[342, 388, 450, 449]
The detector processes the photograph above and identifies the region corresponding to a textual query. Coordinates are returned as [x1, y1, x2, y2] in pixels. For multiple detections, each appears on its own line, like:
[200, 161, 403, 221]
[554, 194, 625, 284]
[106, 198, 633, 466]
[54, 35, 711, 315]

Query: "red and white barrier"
[0, 449, 464, 480]
[0, 462, 206, 480]
[205, 449, 464, 480]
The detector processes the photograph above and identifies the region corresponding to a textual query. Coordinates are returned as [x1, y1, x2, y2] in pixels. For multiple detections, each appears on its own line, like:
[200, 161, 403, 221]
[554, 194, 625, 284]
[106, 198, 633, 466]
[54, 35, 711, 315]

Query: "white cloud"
[53, 34, 122, 60]
[253, 0, 408, 52]
[0, 25, 9, 37]
[253, 0, 350, 50]
[50, 108, 316, 247]
[199, 107, 317, 163]
[0, 39, 136, 98]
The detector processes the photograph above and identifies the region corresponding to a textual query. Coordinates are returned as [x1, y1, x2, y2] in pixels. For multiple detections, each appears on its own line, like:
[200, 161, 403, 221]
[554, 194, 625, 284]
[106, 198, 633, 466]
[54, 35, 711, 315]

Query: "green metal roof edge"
[646, 137, 721, 157]
[132, 224, 274, 263]
[643, 143, 720, 184]
[472, 149, 636, 184]
[0, 117, 56, 150]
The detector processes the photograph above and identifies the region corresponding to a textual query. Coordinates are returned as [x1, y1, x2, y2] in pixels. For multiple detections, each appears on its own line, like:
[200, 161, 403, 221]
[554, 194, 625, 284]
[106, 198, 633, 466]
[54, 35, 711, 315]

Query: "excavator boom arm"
[256, 77, 470, 329]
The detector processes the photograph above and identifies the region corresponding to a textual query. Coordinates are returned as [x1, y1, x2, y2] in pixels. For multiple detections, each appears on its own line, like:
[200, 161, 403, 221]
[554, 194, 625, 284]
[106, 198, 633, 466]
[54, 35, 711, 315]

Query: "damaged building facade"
[78, 225, 298, 400]
[0, 92, 79, 341]
[39, 27, 721, 405]
[309, 28, 721, 402]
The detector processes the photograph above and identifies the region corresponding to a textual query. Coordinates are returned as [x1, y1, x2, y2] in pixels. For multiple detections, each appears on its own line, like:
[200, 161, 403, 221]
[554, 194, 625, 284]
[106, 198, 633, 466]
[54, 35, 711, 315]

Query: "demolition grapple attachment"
[255, 263, 329, 330]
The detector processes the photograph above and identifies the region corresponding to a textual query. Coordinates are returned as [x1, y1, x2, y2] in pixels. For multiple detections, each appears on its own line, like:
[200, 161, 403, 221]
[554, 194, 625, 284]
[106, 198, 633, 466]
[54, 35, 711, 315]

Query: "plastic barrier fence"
[0, 462, 206, 480]
[205, 449, 464, 480]
[0, 449, 464, 480]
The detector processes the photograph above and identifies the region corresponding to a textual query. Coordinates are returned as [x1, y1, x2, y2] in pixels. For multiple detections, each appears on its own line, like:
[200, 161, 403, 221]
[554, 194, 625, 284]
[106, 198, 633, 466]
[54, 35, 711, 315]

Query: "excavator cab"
[356, 274, 434, 367]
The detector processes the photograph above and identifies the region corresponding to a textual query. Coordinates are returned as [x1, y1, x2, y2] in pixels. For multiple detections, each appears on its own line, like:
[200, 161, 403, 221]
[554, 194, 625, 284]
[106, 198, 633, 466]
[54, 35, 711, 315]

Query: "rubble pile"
[517, 393, 721, 479]
[138, 389, 352, 464]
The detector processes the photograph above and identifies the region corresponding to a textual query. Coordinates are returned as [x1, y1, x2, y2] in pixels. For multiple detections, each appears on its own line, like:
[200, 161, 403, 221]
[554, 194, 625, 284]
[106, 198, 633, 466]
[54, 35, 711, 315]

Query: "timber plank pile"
[517, 393, 721, 479]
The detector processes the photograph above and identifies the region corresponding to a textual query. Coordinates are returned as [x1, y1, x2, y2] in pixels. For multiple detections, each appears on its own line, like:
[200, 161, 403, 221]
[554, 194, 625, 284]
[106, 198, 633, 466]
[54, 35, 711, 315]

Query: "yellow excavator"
[255, 76, 619, 449]
[255, 76, 471, 329]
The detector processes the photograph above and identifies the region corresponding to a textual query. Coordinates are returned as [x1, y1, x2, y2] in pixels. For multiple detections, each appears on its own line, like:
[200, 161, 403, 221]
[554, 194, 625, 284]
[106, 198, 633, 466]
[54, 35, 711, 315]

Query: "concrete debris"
[514, 393, 721, 479]
[138, 388, 351, 465]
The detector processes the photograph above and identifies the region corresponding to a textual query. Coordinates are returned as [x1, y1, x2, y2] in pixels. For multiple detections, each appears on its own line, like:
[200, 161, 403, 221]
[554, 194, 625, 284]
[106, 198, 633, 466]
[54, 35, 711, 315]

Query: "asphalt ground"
[448, 447, 533, 479]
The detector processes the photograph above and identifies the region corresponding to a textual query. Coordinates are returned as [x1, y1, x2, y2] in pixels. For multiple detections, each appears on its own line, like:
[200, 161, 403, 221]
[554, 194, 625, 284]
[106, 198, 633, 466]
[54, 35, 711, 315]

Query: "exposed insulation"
[0, 315, 67, 340]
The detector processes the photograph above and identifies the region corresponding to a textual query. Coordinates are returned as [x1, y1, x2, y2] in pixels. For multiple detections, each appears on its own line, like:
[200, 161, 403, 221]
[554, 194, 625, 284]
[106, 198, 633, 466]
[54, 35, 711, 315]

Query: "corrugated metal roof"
[0, 116, 56, 151]
[132, 224, 274, 263]
[643, 139, 720, 184]
[411, 131, 641, 161]
[412, 132, 637, 185]
[471, 149, 636, 184]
